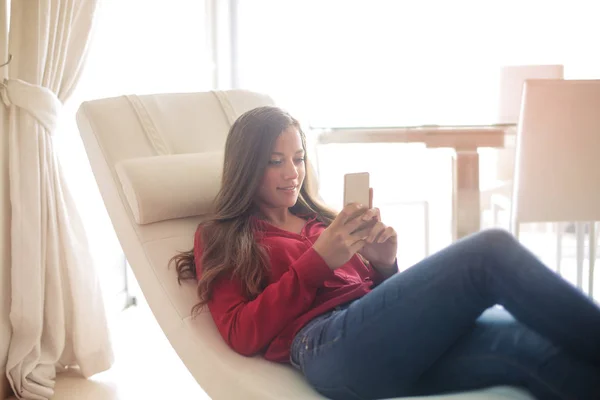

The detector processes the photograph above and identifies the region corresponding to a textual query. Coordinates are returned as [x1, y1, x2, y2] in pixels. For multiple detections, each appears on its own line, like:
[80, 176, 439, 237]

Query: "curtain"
[0, 3, 11, 400]
[0, 1, 113, 399]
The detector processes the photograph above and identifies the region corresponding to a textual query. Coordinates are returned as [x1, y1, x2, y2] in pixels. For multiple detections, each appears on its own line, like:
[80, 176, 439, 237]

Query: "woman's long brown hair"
[170, 106, 337, 315]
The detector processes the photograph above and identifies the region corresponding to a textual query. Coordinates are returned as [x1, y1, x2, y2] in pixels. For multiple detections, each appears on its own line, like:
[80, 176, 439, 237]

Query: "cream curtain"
[0, 1, 113, 399]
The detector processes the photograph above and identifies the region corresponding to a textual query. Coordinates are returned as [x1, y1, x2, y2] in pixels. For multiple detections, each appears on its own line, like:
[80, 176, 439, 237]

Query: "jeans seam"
[450, 353, 571, 400]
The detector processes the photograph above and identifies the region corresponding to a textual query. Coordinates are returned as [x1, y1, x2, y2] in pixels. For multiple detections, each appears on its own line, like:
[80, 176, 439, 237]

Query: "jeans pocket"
[290, 334, 309, 372]
[292, 330, 344, 375]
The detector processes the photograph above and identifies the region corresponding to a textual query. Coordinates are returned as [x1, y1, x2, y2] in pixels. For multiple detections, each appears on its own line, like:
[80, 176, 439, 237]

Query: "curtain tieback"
[1, 78, 62, 134]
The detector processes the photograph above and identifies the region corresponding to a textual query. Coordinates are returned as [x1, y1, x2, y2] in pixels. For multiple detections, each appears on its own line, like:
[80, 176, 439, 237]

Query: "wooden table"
[316, 125, 517, 241]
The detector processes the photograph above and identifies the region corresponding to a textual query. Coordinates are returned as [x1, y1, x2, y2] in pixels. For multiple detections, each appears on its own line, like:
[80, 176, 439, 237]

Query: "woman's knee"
[456, 229, 521, 276]
[469, 229, 519, 255]
[474, 228, 515, 242]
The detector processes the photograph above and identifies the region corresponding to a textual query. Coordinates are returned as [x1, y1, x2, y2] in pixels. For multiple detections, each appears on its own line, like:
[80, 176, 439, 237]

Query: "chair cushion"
[115, 152, 223, 225]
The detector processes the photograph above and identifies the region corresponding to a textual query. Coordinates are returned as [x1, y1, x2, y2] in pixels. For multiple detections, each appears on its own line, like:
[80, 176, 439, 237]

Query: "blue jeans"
[290, 229, 600, 400]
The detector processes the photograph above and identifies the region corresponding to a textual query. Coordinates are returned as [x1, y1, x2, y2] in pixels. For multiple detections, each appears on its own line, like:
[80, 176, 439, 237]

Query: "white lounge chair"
[75, 90, 535, 400]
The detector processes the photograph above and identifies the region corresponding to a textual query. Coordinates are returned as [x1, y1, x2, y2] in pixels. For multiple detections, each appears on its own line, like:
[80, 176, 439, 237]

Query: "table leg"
[452, 150, 481, 240]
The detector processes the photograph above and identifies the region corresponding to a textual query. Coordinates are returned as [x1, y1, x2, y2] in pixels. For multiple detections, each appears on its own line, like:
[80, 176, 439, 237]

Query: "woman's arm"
[208, 247, 333, 356]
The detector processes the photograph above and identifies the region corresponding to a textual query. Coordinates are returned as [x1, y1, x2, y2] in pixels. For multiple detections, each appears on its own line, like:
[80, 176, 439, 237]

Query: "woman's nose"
[283, 161, 299, 179]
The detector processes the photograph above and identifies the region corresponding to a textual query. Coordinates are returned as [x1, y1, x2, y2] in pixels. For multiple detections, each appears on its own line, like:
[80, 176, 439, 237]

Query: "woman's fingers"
[345, 207, 377, 234]
[377, 226, 397, 243]
[346, 212, 370, 234]
[373, 207, 381, 221]
[360, 207, 379, 221]
[349, 237, 367, 254]
[365, 222, 385, 243]
[348, 225, 372, 243]
[339, 205, 389, 249]
[335, 203, 367, 228]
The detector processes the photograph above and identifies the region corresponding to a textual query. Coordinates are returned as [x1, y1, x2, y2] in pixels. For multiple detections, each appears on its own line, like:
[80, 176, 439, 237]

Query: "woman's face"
[256, 126, 306, 210]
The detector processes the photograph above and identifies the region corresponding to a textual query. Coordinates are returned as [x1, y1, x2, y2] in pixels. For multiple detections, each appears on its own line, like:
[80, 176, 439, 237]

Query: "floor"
[20, 298, 210, 400]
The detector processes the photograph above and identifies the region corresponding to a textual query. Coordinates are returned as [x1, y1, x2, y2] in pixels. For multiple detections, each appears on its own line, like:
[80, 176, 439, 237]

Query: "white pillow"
[115, 152, 223, 225]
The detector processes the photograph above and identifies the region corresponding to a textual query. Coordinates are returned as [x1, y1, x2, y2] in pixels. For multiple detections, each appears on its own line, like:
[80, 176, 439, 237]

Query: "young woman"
[172, 106, 600, 400]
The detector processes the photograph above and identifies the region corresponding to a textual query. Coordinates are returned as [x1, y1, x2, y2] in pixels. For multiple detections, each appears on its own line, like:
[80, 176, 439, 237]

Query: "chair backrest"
[76, 90, 328, 399]
[510, 80, 600, 231]
[495, 65, 564, 182]
[77, 90, 275, 321]
[498, 64, 564, 125]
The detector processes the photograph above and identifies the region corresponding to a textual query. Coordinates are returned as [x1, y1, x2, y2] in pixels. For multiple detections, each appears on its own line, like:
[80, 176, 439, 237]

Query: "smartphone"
[344, 172, 370, 207]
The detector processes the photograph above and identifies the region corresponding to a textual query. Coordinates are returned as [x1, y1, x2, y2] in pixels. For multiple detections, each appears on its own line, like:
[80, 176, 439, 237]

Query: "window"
[235, 0, 600, 127]
[234, 0, 600, 264]
[55, 0, 211, 313]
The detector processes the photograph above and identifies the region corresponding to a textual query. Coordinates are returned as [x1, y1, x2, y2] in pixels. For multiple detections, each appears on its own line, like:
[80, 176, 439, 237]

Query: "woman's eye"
[269, 157, 304, 166]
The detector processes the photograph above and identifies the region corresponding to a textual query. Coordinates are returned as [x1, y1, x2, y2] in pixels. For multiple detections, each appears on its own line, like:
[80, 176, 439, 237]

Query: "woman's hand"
[313, 203, 373, 270]
[357, 207, 398, 270]
[357, 188, 397, 271]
